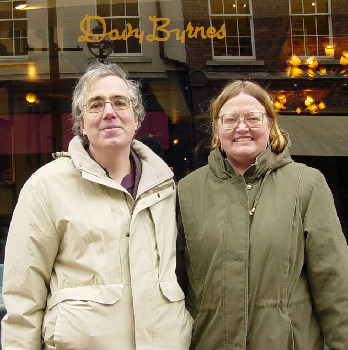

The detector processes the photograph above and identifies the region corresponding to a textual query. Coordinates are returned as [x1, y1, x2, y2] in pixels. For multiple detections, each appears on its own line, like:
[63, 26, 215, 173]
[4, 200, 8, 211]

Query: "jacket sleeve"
[303, 170, 348, 350]
[1, 176, 60, 350]
[176, 182, 199, 320]
[176, 194, 188, 294]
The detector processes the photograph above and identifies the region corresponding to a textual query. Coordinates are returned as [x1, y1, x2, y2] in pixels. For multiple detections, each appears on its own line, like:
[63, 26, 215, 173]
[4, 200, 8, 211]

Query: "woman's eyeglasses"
[219, 112, 266, 130]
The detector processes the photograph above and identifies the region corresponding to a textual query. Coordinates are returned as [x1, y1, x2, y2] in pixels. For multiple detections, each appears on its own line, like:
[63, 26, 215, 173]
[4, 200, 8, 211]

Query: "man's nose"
[102, 102, 116, 118]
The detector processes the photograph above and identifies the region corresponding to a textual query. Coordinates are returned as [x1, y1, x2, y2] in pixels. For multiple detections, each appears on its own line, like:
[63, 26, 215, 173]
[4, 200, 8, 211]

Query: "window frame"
[95, 0, 142, 57]
[289, 0, 333, 59]
[208, 0, 256, 60]
[0, 0, 28, 58]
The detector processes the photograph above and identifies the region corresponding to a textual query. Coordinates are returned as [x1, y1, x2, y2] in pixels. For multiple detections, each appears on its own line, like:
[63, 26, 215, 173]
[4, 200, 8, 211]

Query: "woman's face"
[218, 93, 271, 169]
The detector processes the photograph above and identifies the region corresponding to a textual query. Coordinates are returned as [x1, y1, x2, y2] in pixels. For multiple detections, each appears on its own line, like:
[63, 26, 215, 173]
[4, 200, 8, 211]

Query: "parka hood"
[208, 133, 293, 181]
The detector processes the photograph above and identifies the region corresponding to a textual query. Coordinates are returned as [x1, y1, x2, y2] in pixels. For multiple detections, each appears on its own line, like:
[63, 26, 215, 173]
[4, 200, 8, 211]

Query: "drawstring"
[249, 168, 272, 216]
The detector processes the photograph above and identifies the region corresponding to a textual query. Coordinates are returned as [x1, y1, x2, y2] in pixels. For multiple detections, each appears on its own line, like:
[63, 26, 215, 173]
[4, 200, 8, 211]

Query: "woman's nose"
[235, 118, 249, 131]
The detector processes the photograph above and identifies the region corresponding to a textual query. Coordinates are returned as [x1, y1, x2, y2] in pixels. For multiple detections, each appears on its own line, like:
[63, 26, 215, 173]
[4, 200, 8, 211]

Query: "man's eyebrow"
[111, 94, 128, 99]
[87, 95, 103, 102]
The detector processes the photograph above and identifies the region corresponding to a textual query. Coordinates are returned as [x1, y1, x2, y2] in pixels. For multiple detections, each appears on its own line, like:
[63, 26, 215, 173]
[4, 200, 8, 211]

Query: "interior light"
[14, 2, 27, 10]
[318, 101, 326, 110]
[305, 96, 314, 107]
[173, 139, 179, 145]
[306, 57, 318, 68]
[288, 55, 301, 66]
[324, 45, 335, 56]
[26, 93, 37, 104]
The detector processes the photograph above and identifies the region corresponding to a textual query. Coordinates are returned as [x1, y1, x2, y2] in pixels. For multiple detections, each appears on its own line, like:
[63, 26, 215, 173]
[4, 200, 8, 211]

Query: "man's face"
[80, 75, 138, 154]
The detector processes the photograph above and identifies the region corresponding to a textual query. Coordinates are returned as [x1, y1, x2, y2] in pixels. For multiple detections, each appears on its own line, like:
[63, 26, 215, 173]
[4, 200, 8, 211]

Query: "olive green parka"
[177, 142, 348, 350]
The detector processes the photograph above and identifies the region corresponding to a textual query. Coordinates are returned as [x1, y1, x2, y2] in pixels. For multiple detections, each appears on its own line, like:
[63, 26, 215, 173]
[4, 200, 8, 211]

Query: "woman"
[2, 62, 193, 350]
[177, 80, 348, 349]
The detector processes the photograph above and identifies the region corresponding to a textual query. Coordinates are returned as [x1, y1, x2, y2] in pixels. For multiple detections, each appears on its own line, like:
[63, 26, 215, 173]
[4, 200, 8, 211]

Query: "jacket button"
[246, 183, 253, 190]
[157, 193, 160, 198]
[126, 232, 130, 237]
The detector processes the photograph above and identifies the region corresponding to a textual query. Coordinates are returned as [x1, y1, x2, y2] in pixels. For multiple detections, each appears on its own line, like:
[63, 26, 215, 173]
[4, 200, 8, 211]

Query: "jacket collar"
[68, 136, 173, 195]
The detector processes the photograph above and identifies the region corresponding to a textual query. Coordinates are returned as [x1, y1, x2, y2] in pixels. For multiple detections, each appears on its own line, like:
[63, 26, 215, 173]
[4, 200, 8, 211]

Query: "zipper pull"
[249, 207, 256, 216]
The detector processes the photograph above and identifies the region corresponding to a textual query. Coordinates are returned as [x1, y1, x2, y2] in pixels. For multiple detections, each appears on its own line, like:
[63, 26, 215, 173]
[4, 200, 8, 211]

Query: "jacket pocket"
[155, 281, 193, 349]
[42, 284, 132, 350]
[159, 280, 185, 302]
[46, 284, 123, 310]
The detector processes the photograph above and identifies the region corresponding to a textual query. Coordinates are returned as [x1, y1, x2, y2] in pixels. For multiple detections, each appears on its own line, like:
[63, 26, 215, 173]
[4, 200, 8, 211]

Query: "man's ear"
[78, 119, 86, 135]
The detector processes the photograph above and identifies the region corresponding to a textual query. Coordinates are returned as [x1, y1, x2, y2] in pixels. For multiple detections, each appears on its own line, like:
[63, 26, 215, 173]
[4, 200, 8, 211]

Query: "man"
[2, 61, 193, 349]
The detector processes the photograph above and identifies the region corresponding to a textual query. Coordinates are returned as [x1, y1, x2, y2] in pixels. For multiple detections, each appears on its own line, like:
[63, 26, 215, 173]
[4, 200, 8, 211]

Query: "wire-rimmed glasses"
[83, 96, 133, 113]
[219, 112, 266, 130]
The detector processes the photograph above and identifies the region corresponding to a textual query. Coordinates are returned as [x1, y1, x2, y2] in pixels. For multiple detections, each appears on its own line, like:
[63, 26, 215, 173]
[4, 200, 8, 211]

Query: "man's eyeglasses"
[83, 96, 133, 113]
[219, 112, 266, 130]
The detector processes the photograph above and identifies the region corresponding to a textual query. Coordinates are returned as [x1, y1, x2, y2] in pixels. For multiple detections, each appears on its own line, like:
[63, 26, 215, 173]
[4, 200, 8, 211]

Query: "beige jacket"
[2, 136, 193, 350]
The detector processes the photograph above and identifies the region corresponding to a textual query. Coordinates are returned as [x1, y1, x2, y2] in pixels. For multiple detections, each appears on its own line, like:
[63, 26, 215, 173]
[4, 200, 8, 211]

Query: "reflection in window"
[209, 0, 254, 59]
[0, 1, 28, 56]
[96, 0, 141, 55]
[290, 0, 331, 57]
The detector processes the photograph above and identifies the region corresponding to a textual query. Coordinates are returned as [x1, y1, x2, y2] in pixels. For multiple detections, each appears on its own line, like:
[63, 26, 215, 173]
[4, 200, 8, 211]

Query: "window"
[208, 0, 255, 59]
[289, 0, 332, 57]
[96, 0, 141, 55]
[0, 0, 28, 56]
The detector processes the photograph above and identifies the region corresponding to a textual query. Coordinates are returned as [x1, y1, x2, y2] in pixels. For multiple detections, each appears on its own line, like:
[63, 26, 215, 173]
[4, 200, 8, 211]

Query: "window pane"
[237, 0, 249, 14]
[239, 36, 252, 55]
[104, 18, 112, 33]
[225, 17, 237, 36]
[317, 36, 327, 55]
[127, 17, 139, 34]
[226, 36, 239, 55]
[14, 36, 27, 54]
[112, 0, 125, 16]
[0, 38, 12, 55]
[213, 37, 226, 56]
[211, 17, 224, 30]
[223, 0, 236, 14]
[127, 35, 140, 53]
[126, 18, 140, 53]
[238, 17, 251, 36]
[291, 16, 304, 35]
[0, 21, 12, 38]
[97, 0, 110, 17]
[13, 20, 27, 36]
[0, 1, 12, 19]
[316, 0, 328, 13]
[113, 37, 126, 53]
[111, 18, 125, 35]
[210, 0, 223, 14]
[303, 0, 315, 14]
[290, 0, 303, 14]
[126, 0, 138, 16]
[304, 16, 316, 35]
[305, 36, 317, 55]
[317, 15, 329, 35]
[292, 37, 305, 55]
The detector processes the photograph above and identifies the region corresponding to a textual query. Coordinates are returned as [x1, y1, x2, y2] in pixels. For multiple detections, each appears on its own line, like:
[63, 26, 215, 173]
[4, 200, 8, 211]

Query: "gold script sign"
[78, 15, 226, 44]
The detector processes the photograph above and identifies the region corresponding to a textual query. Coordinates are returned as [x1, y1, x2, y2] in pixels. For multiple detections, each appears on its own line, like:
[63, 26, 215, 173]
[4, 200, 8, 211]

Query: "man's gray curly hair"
[71, 61, 145, 145]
